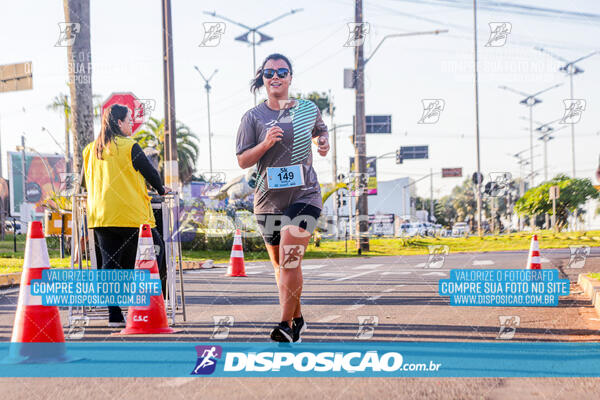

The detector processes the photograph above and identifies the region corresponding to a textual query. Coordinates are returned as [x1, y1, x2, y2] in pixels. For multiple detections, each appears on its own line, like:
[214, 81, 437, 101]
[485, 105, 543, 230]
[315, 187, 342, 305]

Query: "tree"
[292, 91, 334, 115]
[134, 117, 200, 184]
[514, 175, 599, 231]
[63, 0, 94, 176]
[47, 90, 102, 172]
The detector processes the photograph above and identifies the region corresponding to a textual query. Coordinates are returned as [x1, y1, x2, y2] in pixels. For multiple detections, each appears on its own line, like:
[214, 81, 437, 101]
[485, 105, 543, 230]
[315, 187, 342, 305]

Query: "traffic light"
[395, 149, 403, 164]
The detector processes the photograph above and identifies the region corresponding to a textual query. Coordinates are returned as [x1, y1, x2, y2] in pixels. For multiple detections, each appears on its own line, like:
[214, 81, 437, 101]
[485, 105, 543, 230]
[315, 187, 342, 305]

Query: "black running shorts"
[256, 202, 322, 246]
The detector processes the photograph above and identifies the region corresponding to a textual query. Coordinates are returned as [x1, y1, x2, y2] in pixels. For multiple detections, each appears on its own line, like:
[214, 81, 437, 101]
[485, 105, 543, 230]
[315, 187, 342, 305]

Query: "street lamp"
[499, 82, 562, 189]
[533, 120, 567, 181]
[534, 47, 598, 177]
[203, 9, 303, 105]
[193, 66, 218, 176]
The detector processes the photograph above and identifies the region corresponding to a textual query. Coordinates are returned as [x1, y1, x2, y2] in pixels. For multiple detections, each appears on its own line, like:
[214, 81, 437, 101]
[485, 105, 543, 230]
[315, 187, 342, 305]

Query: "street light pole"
[499, 83, 562, 188]
[162, 0, 179, 192]
[473, 0, 483, 237]
[535, 47, 598, 177]
[194, 67, 218, 176]
[203, 9, 303, 106]
[20, 135, 26, 207]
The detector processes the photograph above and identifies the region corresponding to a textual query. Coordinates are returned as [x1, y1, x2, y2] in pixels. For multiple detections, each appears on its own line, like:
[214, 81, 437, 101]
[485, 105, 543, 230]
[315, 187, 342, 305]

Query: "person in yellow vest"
[83, 104, 170, 327]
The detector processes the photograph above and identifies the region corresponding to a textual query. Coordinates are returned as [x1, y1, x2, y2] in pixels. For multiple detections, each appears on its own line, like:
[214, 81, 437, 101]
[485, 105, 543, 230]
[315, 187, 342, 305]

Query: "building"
[322, 177, 416, 237]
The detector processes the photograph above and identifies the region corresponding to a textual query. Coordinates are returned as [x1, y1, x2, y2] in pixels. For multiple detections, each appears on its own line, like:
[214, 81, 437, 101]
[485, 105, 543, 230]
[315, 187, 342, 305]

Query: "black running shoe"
[270, 321, 293, 342]
[292, 316, 307, 343]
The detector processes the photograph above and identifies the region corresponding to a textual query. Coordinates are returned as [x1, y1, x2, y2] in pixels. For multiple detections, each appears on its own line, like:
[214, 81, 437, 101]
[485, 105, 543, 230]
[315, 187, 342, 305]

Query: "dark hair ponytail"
[250, 53, 293, 94]
[94, 103, 129, 160]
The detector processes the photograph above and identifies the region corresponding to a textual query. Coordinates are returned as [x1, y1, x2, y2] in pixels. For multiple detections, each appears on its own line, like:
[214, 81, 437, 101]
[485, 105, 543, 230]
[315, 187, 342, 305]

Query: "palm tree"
[47, 90, 102, 172]
[64, 0, 94, 175]
[134, 117, 200, 184]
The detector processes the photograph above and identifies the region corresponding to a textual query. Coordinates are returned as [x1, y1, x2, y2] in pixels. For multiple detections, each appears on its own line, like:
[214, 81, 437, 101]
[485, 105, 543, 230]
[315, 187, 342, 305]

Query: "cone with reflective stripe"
[118, 224, 176, 334]
[6, 221, 71, 363]
[226, 229, 246, 277]
[526, 235, 541, 270]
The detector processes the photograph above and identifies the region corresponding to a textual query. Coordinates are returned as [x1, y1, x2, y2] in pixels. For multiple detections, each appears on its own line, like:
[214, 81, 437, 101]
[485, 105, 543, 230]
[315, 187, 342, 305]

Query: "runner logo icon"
[191, 345, 222, 375]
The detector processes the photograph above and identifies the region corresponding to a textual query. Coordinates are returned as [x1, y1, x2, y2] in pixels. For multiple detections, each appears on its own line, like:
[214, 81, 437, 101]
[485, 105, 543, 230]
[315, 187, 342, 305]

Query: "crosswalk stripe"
[302, 264, 327, 270]
[317, 315, 341, 323]
[335, 271, 375, 281]
[353, 264, 384, 270]
[346, 304, 364, 311]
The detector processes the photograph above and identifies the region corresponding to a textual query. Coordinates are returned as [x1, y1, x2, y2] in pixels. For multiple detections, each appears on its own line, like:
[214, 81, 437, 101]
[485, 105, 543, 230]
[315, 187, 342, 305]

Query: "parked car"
[452, 222, 470, 236]
[433, 224, 446, 237]
[422, 222, 437, 236]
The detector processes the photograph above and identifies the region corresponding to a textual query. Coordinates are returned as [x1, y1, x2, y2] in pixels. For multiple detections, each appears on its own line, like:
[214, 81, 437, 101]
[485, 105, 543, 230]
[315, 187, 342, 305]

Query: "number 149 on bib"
[267, 164, 304, 189]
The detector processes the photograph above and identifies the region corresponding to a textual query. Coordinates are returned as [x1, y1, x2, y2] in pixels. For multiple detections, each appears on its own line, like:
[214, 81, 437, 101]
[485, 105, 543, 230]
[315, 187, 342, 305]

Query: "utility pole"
[353, 0, 369, 252]
[535, 47, 598, 177]
[162, 0, 179, 192]
[194, 66, 217, 176]
[20, 134, 27, 208]
[472, 0, 483, 237]
[329, 90, 339, 239]
[430, 168, 434, 223]
[64, 113, 70, 173]
[63, 0, 94, 177]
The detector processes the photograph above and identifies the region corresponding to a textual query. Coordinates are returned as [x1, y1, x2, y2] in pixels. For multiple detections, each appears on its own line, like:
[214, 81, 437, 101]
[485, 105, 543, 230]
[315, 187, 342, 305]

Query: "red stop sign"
[101, 92, 146, 134]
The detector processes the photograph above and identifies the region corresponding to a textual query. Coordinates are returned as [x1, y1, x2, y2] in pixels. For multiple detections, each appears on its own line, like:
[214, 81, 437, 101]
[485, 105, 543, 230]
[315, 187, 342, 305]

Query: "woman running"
[236, 53, 330, 342]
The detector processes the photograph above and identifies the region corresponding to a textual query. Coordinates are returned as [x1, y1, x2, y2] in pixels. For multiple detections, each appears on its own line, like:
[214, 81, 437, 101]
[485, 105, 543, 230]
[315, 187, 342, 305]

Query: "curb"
[0, 259, 214, 289]
[577, 274, 600, 318]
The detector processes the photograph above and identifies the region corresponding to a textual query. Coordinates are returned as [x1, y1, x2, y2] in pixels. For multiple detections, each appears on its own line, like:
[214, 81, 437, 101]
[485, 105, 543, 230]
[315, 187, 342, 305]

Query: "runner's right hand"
[263, 126, 284, 149]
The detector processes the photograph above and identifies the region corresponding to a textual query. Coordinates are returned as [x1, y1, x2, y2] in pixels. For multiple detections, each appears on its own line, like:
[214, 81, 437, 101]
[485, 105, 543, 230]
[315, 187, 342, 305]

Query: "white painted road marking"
[335, 271, 376, 281]
[346, 304, 365, 311]
[318, 315, 341, 323]
[353, 264, 384, 270]
[382, 271, 411, 275]
[422, 272, 447, 276]
[473, 260, 494, 266]
[302, 264, 327, 270]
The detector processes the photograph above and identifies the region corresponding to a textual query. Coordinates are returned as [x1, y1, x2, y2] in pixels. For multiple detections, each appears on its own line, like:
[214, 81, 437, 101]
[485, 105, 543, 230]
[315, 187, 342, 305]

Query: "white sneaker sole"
[294, 321, 307, 343]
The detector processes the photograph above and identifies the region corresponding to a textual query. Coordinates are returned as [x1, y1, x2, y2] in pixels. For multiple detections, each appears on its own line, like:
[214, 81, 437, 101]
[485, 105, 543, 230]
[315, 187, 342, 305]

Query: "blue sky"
[1, 0, 598, 198]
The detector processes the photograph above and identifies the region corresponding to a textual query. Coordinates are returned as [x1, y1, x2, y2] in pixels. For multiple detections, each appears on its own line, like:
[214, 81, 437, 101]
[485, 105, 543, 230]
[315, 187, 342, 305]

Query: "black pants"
[94, 227, 166, 322]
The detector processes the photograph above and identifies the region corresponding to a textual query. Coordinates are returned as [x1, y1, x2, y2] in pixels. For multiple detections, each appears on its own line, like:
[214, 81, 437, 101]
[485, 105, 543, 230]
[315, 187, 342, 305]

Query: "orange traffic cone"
[118, 224, 176, 335]
[226, 229, 246, 277]
[6, 221, 72, 363]
[526, 235, 541, 270]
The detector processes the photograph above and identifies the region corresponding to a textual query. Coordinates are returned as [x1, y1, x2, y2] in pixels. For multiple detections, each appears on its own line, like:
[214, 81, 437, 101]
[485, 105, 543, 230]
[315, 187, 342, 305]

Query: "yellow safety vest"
[83, 136, 155, 228]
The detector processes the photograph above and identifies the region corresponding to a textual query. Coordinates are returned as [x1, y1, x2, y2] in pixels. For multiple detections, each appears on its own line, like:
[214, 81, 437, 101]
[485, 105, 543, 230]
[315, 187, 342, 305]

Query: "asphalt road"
[1, 248, 600, 398]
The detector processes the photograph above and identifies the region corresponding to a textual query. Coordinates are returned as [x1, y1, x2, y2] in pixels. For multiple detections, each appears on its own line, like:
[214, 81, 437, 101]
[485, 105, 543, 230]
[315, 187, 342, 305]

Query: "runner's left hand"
[315, 136, 329, 157]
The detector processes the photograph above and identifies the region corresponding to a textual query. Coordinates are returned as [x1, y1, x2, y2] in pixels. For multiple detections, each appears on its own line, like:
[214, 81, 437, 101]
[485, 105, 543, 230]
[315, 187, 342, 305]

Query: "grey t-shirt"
[236, 99, 328, 214]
